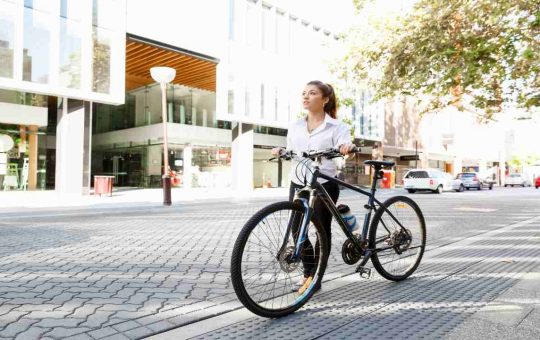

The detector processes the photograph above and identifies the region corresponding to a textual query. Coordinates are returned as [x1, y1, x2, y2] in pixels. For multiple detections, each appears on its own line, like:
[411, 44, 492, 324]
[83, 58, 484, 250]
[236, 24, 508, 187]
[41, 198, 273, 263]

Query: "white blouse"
[286, 114, 352, 185]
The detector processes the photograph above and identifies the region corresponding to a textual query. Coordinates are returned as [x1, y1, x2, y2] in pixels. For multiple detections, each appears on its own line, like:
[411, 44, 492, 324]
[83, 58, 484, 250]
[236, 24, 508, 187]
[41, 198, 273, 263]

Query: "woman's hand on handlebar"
[339, 143, 357, 156]
[271, 147, 285, 156]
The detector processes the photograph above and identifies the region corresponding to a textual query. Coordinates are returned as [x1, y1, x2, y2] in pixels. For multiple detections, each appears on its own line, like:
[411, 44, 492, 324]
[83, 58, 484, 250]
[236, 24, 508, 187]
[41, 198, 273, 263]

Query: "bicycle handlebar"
[269, 146, 362, 161]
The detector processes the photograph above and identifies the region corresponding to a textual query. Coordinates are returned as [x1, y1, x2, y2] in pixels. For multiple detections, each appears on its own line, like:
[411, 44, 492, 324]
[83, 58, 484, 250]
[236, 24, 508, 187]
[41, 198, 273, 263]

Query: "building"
[0, 0, 125, 194]
[0, 0, 384, 194]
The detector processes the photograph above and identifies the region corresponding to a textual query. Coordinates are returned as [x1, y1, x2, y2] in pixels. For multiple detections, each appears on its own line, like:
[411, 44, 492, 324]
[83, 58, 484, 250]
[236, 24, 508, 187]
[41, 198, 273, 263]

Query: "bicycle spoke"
[370, 197, 425, 281]
[235, 203, 325, 313]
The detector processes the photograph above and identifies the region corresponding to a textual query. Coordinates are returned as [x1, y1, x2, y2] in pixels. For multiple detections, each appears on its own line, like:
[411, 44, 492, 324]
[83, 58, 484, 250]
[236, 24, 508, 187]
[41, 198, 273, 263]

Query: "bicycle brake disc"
[278, 246, 299, 273]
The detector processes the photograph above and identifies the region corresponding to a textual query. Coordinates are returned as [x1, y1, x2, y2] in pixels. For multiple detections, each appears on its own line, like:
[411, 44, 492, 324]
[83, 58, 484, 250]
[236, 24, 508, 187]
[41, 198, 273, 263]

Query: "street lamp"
[150, 66, 176, 206]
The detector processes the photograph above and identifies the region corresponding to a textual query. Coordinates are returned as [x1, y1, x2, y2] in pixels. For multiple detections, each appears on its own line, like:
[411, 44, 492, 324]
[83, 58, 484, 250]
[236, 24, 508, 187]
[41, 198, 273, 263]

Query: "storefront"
[0, 90, 55, 191]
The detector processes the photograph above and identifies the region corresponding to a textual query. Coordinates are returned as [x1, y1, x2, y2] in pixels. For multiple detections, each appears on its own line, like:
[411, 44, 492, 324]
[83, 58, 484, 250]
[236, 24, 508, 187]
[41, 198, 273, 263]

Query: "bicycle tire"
[369, 195, 426, 281]
[230, 201, 329, 317]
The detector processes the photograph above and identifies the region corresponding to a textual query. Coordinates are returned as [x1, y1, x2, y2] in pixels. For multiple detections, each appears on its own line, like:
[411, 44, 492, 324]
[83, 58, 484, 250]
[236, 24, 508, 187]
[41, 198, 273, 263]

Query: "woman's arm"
[335, 123, 355, 155]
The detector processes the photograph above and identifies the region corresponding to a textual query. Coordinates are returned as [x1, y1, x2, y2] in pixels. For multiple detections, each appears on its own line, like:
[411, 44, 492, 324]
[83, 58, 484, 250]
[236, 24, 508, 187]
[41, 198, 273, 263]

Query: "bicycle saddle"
[364, 160, 395, 168]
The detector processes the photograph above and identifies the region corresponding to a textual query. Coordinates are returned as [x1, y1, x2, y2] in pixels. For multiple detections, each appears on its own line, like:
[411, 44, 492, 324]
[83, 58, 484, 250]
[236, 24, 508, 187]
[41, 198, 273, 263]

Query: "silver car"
[457, 172, 494, 190]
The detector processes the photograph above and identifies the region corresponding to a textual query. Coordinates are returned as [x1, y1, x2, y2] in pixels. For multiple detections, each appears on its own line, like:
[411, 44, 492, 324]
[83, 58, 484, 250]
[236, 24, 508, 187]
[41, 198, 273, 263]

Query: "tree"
[339, 0, 540, 120]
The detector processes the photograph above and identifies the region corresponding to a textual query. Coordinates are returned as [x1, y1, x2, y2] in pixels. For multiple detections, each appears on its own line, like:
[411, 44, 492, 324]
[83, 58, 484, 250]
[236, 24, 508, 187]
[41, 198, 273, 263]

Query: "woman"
[272, 80, 356, 292]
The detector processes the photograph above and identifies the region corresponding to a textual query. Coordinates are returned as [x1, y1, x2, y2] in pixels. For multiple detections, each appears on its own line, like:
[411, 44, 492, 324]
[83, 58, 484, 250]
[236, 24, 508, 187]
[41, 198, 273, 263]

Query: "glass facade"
[353, 89, 384, 141]
[23, 5, 54, 83]
[0, 0, 15, 78]
[91, 144, 232, 189]
[92, 83, 232, 188]
[0, 0, 126, 105]
[223, 0, 339, 127]
[0, 88, 54, 191]
[94, 83, 221, 133]
[59, 0, 82, 89]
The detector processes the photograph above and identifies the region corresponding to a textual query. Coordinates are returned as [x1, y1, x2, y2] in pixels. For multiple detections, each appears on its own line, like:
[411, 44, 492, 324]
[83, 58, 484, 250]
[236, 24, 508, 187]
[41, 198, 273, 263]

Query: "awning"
[125, 34, 218, 92]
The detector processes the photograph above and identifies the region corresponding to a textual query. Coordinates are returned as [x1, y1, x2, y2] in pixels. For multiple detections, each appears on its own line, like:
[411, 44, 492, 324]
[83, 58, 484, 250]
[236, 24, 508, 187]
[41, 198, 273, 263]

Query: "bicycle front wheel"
[230, 201, 328, 317]
[369, 196, 426, 281]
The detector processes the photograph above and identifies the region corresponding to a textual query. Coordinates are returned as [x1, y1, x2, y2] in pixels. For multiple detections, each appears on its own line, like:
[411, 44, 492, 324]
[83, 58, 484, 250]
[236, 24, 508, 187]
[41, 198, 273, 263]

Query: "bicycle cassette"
[342, 239, 363, 265]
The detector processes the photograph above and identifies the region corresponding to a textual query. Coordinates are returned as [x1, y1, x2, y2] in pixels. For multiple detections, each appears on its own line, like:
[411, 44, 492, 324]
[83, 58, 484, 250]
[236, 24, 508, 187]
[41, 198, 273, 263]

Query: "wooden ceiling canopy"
[125, 38, 217, 92]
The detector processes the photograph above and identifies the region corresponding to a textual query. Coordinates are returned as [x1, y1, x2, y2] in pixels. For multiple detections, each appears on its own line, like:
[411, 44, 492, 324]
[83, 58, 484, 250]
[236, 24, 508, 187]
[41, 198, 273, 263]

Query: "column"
[192, 107, 197, 126]
[499, 150, 506, 186]
[55, 99, 92, 195]
[420, 150, 430, 168]
[231, 122, 254, 193]
[183, 144, 193, 189]
[202, 109, 208, 127]
[453, 156, 463, 176]
[180, 105, 185, 124]
[27, 125, 38, 190]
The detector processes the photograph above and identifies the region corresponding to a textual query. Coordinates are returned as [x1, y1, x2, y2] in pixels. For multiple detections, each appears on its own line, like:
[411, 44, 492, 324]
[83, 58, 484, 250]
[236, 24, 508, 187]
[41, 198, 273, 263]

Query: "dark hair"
[307, 80, 338, 118]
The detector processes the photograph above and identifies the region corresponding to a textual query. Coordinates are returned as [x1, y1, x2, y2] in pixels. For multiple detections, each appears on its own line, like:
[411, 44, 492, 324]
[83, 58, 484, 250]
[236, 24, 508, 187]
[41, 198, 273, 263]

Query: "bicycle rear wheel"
[230, 201, 328, 317]
[369, 196, 426, 281]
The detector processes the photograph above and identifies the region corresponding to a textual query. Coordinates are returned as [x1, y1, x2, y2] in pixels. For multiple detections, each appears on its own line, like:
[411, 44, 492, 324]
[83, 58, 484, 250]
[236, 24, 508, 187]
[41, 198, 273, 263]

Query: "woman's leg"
[290, 181, 340, 278]
[288, 183, 317, 278]
[314, 181, 340, 253]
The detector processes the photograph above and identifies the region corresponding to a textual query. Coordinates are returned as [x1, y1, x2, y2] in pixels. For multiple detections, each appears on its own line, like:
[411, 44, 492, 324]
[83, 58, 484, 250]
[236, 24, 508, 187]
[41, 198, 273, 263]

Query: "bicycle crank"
[341, 239, 363, 265]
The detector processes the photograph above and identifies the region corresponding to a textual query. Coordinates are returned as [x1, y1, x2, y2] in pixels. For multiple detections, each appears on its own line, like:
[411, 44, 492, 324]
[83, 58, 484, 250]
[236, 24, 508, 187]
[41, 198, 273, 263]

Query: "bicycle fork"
[276, 190, 315, 263]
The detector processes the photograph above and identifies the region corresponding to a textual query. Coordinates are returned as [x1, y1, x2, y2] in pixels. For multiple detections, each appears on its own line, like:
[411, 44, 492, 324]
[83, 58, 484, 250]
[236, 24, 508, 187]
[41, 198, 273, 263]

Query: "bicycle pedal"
[356, 266, 372, 279]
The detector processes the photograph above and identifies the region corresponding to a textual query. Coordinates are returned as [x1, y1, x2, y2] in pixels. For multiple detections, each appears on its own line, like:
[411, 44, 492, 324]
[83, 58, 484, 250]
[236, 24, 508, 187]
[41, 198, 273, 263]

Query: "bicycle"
[230, 148, 426, 317]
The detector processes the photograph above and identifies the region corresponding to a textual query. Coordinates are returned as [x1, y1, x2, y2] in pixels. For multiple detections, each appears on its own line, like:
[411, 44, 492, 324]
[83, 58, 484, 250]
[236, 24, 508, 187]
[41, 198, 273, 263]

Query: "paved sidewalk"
[0, 187, 290, 213]
[153, 216, 540, 339]
[0, 188, 539, 339]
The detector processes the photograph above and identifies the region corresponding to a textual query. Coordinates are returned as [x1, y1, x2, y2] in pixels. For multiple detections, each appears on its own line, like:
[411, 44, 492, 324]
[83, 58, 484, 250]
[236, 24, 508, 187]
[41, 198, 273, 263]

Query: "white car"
[505, 173, 529, 187]
[403, 169, 464, 194]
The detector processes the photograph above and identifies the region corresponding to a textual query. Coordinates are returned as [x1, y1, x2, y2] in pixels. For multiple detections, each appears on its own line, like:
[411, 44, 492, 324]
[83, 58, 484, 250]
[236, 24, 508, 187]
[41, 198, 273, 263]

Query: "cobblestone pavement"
[0, 187, 539, 339]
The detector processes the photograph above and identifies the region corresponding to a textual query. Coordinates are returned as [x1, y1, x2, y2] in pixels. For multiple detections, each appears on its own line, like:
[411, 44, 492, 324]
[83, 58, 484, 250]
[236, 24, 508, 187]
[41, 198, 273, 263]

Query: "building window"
[274, 87, 278, 121]
[245, 1, 258, 47]
[260, 83, 264, 119]
[23, 6, 54, 83]
[0, 1, 15, 79]
[227, 89, 234, 114]
[244, 83, 250, 116]
[59, 2, 83, 89]
[261, 4, 272, 51]
[289, 15, 298, 56]
[228, 0, 235, 41]
[276, 10, 288, 55]
[91, 0, 119, 94]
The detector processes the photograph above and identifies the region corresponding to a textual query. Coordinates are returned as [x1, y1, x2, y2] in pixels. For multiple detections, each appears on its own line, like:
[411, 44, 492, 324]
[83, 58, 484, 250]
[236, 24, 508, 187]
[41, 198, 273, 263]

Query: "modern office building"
[0, 0, 126, 194]
[89, 0, 384, 192]
[0, 0, 385, 193]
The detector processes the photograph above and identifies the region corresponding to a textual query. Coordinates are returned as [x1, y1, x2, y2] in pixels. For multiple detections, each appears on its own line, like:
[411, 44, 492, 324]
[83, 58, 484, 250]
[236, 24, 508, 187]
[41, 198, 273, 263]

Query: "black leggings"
[289, 181, 340, 277]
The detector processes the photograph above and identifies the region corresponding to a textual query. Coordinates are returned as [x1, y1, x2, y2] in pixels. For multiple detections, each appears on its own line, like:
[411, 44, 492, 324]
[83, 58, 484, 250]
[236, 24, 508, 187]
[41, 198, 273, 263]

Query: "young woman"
[272, 80, 356, 292]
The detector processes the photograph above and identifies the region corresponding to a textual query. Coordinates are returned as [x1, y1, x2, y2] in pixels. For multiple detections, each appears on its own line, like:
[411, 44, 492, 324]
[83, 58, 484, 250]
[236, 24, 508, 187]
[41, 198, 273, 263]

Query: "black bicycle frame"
[288, 163, 408, 262]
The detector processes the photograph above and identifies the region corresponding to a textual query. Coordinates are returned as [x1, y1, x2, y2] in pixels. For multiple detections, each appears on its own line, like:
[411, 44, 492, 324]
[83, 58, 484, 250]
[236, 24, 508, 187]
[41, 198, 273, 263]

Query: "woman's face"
[302, 85, 327, 113]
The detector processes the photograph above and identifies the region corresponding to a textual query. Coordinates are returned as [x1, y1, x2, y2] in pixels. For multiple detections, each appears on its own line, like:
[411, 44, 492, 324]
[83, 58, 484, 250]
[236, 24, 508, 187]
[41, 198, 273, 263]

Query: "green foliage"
[340, 0, 540, 120]
[340, 116, 356, 140]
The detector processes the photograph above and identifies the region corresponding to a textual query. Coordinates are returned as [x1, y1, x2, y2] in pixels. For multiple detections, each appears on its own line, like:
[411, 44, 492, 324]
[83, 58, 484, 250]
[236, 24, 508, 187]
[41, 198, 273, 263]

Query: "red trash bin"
[94, 175, 114, 197]
[380, 170, 394, 189]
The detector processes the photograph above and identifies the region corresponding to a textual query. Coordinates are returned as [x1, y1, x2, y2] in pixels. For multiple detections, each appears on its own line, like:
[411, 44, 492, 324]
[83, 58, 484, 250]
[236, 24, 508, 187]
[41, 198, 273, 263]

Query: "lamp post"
[150, 66, 176, 206]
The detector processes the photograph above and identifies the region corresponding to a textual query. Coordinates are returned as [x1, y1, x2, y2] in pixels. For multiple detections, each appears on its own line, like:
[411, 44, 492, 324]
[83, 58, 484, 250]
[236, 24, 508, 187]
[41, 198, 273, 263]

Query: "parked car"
[535, 177, 540, 189]
[457, 172, 493, 190]
[403, 168, 463, 194]
[443, 172, 465, 192]
[505, 173, 529, 187]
